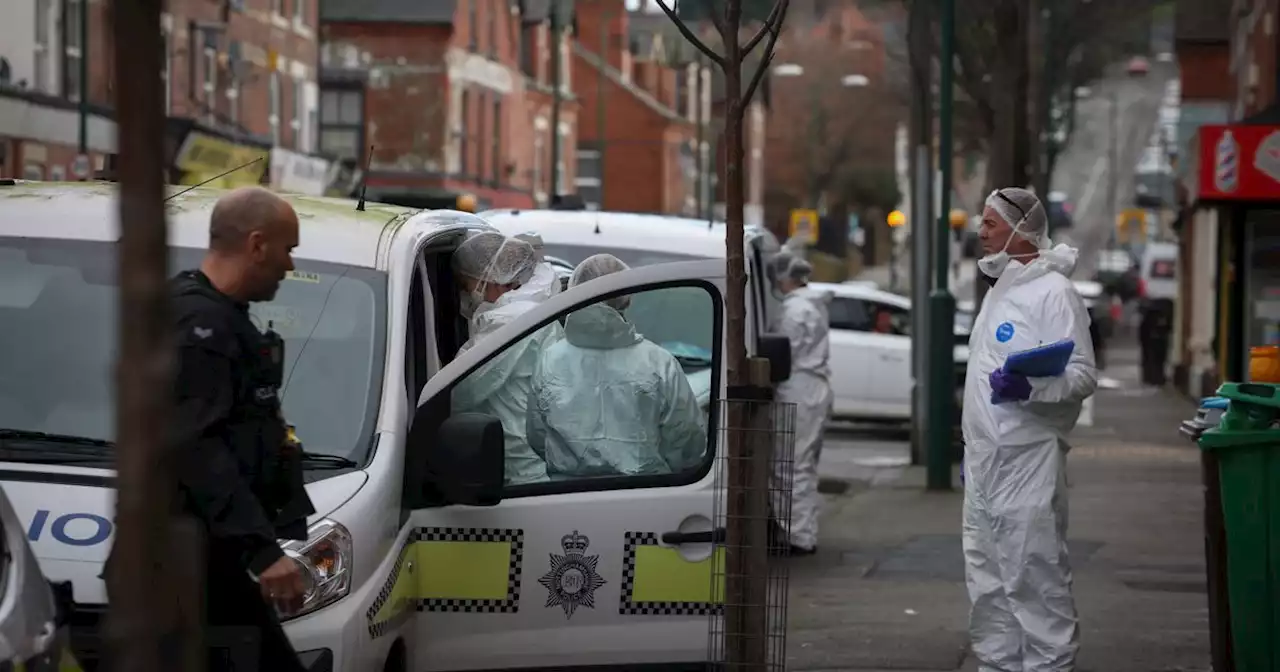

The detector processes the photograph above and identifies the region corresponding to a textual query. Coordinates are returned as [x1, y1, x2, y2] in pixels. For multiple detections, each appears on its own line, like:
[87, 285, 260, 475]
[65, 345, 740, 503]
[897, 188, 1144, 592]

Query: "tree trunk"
[107, 0, 202, 671]
[723, 57, 748, 388]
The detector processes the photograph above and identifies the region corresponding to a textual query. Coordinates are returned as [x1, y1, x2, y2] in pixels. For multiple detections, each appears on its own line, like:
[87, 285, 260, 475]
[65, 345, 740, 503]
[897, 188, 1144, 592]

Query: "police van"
[0, 181, 789, 672]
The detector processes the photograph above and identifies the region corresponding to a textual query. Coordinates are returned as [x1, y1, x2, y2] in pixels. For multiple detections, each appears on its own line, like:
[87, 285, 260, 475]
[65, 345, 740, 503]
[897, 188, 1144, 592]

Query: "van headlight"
[279, 518, 353, 619]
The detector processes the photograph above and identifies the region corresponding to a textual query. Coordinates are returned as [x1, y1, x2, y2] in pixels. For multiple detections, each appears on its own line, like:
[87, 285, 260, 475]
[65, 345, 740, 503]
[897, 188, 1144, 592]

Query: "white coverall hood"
[772, 289, 833, 551]
[451, 291, 564, 485]
[961, 242, 1097, 672]
[526, 303, 707, 478]
[505, 261, 562, 303]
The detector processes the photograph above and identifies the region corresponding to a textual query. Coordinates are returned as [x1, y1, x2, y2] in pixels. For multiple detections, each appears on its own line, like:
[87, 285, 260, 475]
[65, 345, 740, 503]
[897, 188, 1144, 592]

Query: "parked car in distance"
[811, 282, 969, 423]
[1127, 55, 1150, 76]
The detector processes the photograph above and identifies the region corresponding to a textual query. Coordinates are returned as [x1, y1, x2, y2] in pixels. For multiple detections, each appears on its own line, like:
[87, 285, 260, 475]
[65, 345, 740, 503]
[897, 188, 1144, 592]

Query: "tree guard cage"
[708, 378, 796, 670]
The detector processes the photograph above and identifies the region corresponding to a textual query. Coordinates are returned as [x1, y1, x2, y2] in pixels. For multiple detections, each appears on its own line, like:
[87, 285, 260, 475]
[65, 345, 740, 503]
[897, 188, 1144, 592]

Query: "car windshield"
[0, 237, 387, 465]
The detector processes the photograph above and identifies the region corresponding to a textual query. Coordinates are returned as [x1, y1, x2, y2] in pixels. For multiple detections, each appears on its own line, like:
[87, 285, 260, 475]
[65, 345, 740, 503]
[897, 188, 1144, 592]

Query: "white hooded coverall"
[526, 303, 706, 477]
[962, 244, 1097, 672]
[451, 293, 564, 485]
[774, 287, 833, 551]
[506, 261, 562, 303]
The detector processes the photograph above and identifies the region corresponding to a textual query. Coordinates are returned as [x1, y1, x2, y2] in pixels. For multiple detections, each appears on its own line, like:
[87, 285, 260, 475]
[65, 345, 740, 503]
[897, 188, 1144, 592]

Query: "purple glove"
[989, 369, 1032, 404]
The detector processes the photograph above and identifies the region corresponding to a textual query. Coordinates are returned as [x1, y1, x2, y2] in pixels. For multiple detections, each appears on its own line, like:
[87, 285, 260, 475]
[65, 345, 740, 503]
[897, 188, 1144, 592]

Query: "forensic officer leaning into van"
[525, 254, 706, 477]
[450, 232, 563, 484]
[964, 187, 1097, 672]
[120, 187, 314, 671]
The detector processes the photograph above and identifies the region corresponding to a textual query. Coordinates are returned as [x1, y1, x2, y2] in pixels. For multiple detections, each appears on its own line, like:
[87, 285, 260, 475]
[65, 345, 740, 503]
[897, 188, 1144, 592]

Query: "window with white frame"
[555, 128, 567, 195]
[63, 0, 84, 101]
[318, 87, 363, 160]
[273, 0, 284, 16]
[294, 0, 307, 24]
[203, 45, 218, 124]
[33, 0, 50, 93]
[533, 131, 545, 201]
[270, 72, 281, 145]
[574, 143, 601, 210]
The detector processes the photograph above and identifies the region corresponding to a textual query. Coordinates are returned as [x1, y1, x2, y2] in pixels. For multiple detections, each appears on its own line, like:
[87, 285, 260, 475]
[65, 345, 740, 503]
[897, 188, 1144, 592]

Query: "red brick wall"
[1178, 43, 1232, 101]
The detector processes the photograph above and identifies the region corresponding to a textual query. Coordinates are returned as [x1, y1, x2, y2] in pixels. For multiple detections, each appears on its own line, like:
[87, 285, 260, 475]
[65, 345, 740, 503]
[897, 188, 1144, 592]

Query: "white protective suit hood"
[961, 241, 1097, 672]
[505, 261, 562, 303]
[526, 304, 706, 478]
[452, 291, 564, 485]
[771, 287, 834, 551]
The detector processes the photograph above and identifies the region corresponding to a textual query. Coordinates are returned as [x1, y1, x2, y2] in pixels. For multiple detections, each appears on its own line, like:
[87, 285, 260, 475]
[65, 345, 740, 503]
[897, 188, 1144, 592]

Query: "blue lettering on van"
[27, 510, 113, 546]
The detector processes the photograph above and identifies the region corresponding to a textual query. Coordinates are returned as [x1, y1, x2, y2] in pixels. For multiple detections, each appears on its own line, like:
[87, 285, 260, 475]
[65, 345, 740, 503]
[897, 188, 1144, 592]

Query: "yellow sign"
[789, 208, 819, 242]
[887, 210, 906, 228]
[174, 132, 268, 189]
[1116, 208, 1147, 244]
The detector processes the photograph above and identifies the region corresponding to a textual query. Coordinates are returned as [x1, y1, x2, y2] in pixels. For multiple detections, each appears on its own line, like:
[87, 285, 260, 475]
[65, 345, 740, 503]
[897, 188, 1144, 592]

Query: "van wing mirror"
[408, 408, 505, 507]
[759, 333, 792, 383]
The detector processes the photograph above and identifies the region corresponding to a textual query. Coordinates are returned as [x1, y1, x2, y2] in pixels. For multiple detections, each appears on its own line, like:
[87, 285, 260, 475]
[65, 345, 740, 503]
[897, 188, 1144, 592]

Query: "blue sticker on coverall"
[995, 322, 1015, 343]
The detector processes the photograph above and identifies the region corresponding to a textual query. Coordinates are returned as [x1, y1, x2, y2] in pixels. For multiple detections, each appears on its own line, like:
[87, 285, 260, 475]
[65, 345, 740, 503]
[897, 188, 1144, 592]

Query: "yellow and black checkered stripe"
[366, 527, 524, 638]
[619, 532, 723, 616]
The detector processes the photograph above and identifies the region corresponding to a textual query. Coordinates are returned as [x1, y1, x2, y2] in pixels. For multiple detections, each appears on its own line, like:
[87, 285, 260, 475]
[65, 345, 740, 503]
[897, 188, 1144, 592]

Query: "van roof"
[480, 209, 774, 259]
[0, 181, 418, 268]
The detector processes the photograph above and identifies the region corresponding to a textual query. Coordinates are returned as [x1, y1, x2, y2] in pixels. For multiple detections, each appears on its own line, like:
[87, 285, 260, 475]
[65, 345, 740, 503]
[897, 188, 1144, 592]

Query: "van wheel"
[383, 640, 406, 672]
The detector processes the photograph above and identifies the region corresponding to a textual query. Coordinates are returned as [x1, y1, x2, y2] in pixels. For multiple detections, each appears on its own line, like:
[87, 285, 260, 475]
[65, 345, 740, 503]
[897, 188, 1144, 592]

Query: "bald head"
[210, 186, 294, 253]
[203, 187, 299, 302]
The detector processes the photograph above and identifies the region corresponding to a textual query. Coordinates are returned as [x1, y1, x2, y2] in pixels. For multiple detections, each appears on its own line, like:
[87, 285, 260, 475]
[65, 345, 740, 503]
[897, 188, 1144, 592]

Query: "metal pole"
[1034, 1, 1054, 201]
[106, 0, 203, 670]
[76, 0, 89, 169]
[907, 0, 933, 466]
[925, 0, 956, 491]
[549, 0, 564, 199]
[1107, 87, 1118, 249]
[597, 3, 608, 209]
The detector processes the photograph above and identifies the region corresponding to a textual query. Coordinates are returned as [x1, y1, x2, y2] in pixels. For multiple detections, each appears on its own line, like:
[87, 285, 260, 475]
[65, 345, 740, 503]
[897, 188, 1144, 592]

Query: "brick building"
[569, 0, 699, 215]
[319, 0, 577, 210]
[1, 0, 327, 192]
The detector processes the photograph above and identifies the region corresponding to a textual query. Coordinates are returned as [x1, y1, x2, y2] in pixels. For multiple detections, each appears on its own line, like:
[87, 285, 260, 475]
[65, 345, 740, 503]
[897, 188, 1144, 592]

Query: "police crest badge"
[539, 530, 606, 619]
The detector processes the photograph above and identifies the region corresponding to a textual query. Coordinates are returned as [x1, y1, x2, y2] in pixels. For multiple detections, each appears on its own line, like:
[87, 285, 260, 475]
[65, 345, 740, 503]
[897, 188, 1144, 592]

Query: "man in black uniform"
[168, 186, 314, 671]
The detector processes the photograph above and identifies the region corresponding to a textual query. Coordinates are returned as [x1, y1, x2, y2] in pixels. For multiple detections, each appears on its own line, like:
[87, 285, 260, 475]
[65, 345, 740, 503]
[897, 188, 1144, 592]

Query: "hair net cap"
[769, 251, 813, 284]
[570, 254, 631, 310]
[453, 231, 538, 286]
[985, 187, 1048, 245]
[514, 231, 544, 250]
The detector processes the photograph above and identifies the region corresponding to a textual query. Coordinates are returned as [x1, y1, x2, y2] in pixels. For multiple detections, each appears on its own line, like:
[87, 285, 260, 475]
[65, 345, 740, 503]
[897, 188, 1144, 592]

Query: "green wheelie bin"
[1198, 381, 1280, 671]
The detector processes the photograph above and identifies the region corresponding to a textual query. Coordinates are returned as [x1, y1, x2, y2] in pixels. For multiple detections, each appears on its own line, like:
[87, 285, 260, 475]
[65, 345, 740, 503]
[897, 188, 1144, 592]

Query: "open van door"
[375, 261, 728, 670]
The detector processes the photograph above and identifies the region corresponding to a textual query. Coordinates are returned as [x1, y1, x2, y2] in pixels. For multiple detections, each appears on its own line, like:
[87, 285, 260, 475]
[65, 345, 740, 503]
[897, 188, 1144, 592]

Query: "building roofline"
[571, 43, 685, 124]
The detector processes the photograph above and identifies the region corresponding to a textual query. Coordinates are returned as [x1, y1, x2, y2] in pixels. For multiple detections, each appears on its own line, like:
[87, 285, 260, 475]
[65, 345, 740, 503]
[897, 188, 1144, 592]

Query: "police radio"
[262, 321, 285, 388]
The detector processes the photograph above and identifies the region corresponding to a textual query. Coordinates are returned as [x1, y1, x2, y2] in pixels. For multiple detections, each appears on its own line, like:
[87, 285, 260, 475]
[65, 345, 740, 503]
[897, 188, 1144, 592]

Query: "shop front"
[168, 121, 270, 190]
[1195, 120, 1280, 383]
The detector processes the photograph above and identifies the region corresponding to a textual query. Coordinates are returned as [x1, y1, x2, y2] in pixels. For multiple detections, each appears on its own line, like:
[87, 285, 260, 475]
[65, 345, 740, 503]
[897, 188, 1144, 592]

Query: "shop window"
[23, 163, 44, 180]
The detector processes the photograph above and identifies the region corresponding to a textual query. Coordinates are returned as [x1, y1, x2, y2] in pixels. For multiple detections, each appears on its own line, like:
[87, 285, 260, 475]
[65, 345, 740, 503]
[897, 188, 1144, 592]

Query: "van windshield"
[0, 237, 387, 466]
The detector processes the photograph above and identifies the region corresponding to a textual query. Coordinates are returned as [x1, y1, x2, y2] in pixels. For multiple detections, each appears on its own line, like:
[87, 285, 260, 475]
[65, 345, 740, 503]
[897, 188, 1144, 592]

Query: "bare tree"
[655, 2, 791, 668]
[655, 0, 789, 386]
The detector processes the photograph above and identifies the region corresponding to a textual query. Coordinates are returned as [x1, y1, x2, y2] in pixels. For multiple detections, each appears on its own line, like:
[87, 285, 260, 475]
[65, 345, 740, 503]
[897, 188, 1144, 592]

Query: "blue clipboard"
[1002, 339, 1075, 377]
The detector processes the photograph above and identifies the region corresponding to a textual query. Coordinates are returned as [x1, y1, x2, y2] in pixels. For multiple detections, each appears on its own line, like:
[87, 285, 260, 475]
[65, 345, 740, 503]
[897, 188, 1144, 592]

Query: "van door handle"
[661, 528, 726, 545]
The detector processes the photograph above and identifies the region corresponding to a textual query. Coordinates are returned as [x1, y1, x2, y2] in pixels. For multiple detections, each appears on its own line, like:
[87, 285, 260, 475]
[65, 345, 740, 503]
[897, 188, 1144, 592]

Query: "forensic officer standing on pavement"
[166, 186, 314, 671]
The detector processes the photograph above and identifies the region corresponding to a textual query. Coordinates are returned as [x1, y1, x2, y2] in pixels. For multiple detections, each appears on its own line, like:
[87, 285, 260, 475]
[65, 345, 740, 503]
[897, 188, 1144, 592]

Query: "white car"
[812, 283, 970, 421]
[1, 182, 791, 672]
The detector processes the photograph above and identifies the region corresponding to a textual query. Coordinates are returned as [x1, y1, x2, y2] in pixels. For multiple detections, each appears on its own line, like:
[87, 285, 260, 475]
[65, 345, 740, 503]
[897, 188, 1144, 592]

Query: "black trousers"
[204, 568, 309, 672]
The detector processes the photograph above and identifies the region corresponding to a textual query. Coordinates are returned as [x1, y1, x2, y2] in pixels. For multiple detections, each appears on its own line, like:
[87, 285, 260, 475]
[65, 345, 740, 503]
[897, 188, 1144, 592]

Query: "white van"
[0, 182, 789, 672]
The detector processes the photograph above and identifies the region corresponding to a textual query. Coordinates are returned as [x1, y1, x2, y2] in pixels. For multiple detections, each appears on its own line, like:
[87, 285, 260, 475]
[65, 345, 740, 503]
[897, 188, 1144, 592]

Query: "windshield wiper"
[298, 451, 358, 470]
[0, 429, 113, 449]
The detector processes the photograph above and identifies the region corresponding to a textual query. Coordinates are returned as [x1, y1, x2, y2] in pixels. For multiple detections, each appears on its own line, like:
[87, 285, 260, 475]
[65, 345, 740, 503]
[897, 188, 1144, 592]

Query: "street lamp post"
[924, 0, 956, 491]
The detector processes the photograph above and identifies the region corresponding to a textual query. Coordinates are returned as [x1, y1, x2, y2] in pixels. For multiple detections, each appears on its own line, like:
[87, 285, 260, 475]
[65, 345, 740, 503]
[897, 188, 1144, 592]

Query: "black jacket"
[169, 270, 315, 575]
